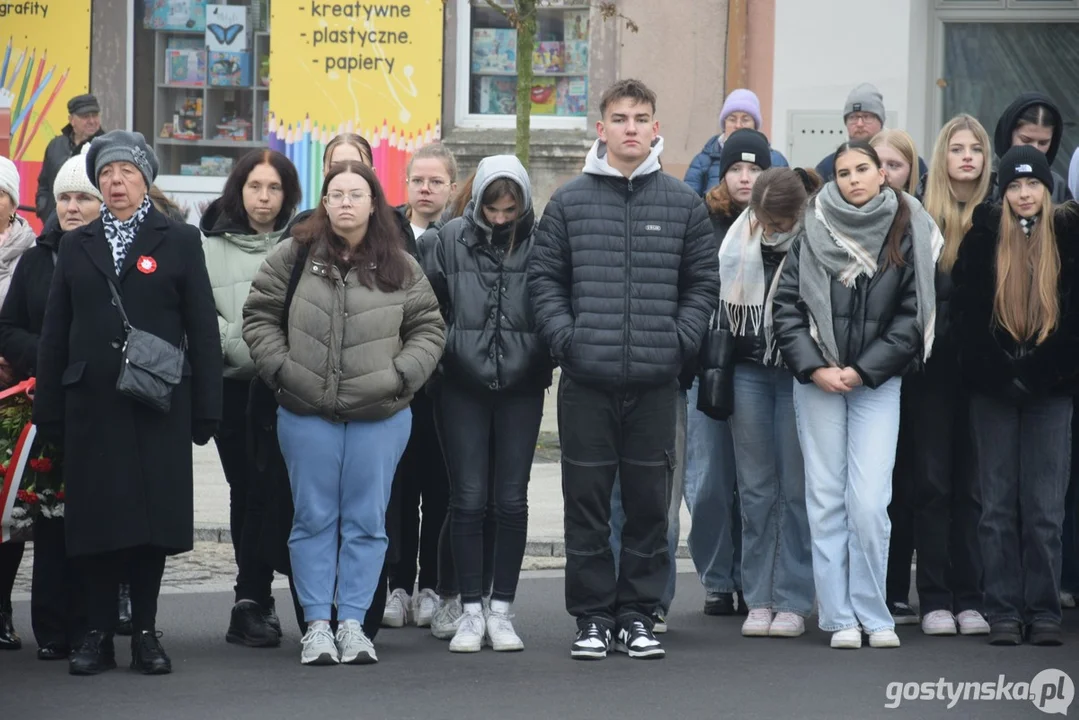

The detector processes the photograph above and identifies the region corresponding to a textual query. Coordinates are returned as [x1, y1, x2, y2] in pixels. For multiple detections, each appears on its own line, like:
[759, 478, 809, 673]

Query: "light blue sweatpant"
[277, 406, 412, 623]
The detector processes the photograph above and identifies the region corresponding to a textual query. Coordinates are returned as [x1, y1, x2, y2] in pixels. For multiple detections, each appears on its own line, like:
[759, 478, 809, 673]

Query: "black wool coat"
[951, 202, 1079, 398]
[0, 228, 62, 377]
[33, 205, 223, 556]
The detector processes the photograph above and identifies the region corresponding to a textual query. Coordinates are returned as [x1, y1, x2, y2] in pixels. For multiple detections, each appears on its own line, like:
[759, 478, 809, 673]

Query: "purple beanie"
[719, 89, 763, 130]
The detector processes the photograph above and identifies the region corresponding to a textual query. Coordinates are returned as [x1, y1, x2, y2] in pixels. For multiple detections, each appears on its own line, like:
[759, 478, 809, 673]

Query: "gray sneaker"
[431, 596, 463, 640]
[300, 621, 339, 666]
[336, 619, 377, 665]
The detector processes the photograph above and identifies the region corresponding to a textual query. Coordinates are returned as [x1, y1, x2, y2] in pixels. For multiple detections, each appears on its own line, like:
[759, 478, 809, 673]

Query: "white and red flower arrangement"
[0, 379, 62, 543]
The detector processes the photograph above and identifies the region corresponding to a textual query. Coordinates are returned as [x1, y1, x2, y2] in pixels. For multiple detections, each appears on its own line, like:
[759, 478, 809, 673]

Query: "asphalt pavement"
[3, 571, 1077, 720]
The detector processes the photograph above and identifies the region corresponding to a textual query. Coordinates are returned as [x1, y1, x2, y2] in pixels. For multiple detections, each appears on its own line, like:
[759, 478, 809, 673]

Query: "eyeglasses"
[408, 177, 449, 191]
[846, 112, 879, 126]
[325, 191, 372, 206]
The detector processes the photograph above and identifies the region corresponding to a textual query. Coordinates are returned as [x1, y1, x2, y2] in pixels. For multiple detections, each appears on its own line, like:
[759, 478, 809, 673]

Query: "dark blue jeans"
[436, 380, 544, 604]
[969, 393, 1071, 625]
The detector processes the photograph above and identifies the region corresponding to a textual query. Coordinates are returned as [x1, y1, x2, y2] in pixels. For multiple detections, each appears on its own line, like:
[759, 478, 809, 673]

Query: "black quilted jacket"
[528, 157, 719, 390]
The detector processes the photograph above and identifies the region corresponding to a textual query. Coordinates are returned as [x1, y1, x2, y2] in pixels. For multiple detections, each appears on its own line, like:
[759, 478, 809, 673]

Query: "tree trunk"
[514, 0, 537, 170]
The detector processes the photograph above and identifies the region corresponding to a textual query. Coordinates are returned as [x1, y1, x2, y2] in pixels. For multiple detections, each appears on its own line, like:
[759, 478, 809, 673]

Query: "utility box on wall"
[786, 110, 900, 168]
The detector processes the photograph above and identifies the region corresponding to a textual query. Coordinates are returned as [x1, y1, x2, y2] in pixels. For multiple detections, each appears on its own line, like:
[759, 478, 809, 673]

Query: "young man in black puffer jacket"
[528, 79, 719, 661]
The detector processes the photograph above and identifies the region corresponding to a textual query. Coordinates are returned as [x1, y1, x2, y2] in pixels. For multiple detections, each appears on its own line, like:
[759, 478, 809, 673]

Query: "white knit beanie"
[53, 145, 103, 202]
[0, 156, 19, 209]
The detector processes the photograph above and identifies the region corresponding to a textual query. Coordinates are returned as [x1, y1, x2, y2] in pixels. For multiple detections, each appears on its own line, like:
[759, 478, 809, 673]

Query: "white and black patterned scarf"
[101, 195, 151, 275]
[1019, 215, 1038, 237]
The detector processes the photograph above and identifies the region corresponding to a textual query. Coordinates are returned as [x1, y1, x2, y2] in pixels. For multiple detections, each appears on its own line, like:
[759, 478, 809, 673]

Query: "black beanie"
[997, 145, 1054, 194]
[720, 128, 772, 177]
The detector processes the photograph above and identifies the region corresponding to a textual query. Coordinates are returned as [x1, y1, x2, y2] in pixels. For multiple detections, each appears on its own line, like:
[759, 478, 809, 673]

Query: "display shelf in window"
[148, 4, 271, 178]
[465, 0, 591, 120]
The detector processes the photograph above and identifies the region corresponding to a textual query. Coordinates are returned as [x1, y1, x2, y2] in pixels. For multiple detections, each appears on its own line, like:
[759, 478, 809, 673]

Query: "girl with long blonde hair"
[952, 145, 1079, 648]
[923, 115, 992, 272]
[892, 114, 993, 638]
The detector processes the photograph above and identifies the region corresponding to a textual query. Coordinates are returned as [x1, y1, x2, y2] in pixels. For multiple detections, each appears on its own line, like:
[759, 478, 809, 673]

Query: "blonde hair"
[924, 114, 992, 271]
[869, 129, 919, 196]
[994, 189, 1060, 345]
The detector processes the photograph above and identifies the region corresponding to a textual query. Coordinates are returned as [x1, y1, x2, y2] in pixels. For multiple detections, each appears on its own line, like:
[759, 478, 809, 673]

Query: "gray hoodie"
[0, 217, 38, 308]
[582, 136, 664, 181]
[471, 154, 533, 234]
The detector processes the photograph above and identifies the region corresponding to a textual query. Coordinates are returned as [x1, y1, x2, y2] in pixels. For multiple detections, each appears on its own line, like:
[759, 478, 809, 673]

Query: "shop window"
[457, 0, 590, 129]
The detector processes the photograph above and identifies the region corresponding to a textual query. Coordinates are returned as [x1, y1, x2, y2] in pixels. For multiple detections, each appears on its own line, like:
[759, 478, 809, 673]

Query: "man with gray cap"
[35, 93, 105, 224]
[814, 83, 927, 182]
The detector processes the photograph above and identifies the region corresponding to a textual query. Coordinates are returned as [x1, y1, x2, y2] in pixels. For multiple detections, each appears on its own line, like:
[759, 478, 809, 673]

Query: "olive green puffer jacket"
[242, 237, 445, 422]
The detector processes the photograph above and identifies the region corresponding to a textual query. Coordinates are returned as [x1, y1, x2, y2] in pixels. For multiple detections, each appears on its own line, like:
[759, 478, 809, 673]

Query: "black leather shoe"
[262, 598, 282, 638]
[116, 584, 133, 636]
[130, 630, 172, 674]
[226, 602, 281, 648]
[0, 607, 20, 650]
[1029, 621, 1063, 647]
[703, 591, 736, 616]
[37, 644, 70, 660]
[988, 620, 1023, 646]
[69, 631, 117, 675]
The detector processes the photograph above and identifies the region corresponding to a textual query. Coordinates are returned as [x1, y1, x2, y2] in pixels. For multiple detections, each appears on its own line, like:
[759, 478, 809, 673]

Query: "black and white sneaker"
[614, 619, 665, 659]
[571, 621, 612, 660]
[888, 601, 920, 626]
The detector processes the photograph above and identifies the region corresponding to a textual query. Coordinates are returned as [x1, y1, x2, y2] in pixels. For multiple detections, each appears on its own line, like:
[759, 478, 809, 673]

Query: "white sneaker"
[830, 628, 862, 649]
[382, 589, 410, 628]
[486, 610, 524, 652]
[741, 608, 773, 637]
[869, 629, 901, 648]
[300, 621, 339, 665]
[921, 610, 957, 636]
[431, 596, 463, 640]
[413, 589, 439, 628]
[449, 610, 485, 653]
[768, 612, 805, 638]
[1061, 591, 1077, 609]
[335, 619, 377, 664]
[957, 609, 990, 635]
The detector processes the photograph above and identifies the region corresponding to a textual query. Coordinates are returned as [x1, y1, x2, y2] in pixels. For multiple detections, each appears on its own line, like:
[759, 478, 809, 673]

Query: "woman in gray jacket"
[242, 161, 444, 666]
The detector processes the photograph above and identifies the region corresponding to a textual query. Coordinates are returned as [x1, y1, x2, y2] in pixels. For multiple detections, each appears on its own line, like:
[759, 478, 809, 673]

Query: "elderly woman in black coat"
[32, 130, 223, 676]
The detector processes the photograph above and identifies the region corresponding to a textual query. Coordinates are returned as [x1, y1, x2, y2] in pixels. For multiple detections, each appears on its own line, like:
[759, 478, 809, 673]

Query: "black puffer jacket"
[420, 206, 551, 392]
[529, 139, 719, 390]
[773, 225, 921, 388]
[952, 202, 1079, 398]
[419, 155, 552, 392]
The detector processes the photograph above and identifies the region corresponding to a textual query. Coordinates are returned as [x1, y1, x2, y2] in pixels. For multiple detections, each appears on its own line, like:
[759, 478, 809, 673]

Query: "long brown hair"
[833, 141, 910, 269]
[705, 181, 741, 217]
[291, 161, 411, 292]
[321, 133, 373, 173]
[923, 114, 992, 272]
[993, 188, 1060, 344]
[448, 170, 476, 220]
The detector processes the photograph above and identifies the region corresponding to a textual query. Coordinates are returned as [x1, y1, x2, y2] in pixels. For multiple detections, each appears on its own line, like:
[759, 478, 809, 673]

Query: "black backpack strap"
[281, 243, 310, 332]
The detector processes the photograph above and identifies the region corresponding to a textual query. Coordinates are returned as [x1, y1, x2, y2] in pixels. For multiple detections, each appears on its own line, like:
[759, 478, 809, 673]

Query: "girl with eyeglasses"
[243, 161, 445, 666]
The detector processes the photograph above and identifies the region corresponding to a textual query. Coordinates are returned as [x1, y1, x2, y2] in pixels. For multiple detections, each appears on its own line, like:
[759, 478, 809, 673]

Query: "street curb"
[194, 524, 693, 559]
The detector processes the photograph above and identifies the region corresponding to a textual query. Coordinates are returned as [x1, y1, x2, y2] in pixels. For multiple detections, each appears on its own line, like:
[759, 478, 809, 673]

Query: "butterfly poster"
[206, 4, 247, 52]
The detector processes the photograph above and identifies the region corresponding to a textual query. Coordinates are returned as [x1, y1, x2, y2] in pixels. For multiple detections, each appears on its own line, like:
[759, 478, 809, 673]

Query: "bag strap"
[281, 243, 310, 332]
[106, 277, 132, 333]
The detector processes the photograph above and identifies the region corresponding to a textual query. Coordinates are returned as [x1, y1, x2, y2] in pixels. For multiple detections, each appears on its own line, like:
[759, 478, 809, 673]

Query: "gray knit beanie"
[843, 83, 885, 125]
[86, 130, 159, 191]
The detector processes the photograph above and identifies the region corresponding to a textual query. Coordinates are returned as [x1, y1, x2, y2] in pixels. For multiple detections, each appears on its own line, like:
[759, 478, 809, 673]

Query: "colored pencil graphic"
[0, 38, 12, 89]
[13, 67, 67, 161]
[13, 51, 45, 159]
[5, 50, 25, 93]
[11, 50, 33, 122]
[11, 65, 55, 136]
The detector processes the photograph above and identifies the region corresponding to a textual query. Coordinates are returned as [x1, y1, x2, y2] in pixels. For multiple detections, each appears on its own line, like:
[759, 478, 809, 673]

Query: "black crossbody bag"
[107, 278, 186, 413]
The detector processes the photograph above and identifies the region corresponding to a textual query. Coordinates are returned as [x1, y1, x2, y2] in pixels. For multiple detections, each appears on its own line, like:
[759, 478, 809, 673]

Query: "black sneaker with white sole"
[888, 601, 920, 625]
[614, 619, 665, 659]
[571, 621, 612, 660]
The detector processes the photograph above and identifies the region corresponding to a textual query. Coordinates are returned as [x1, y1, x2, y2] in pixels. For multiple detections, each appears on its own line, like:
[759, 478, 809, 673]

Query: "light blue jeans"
[278, 406, 412, 623]
[610, 389, 687, 613]
[686, 380, 741, 593]
[793, 377, 901, 633]
[729, 364, 814, 616]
